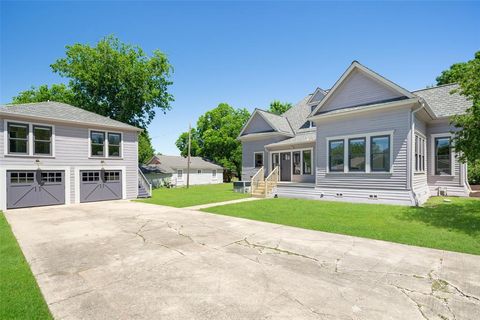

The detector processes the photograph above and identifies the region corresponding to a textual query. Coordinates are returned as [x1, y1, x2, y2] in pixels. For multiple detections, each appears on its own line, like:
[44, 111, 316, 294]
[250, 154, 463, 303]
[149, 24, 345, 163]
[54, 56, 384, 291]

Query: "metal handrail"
[264, 166, 279, 197]
[250, 166, 264, 195]
[138, 168, 152, 197]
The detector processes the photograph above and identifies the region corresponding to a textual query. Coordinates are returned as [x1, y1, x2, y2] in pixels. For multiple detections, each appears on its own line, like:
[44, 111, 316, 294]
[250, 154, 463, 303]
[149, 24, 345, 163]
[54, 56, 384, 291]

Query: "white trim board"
[430, 133, 455, 177]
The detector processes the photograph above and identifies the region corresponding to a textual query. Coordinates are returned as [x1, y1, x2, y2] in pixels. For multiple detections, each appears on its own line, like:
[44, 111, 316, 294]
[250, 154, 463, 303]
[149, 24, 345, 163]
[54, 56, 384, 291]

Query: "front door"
[280, 152, 291, 181]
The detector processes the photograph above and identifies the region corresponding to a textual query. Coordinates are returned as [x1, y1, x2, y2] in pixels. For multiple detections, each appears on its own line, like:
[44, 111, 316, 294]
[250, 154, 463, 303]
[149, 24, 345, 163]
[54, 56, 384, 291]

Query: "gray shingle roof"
[413, 84, 472, 118]
[0, 101, 141, 131]
[149, 155, 223, 170]
[265, 131, 316, 148]
[256, 109, 294, 135]
[282, 90, 327, 133]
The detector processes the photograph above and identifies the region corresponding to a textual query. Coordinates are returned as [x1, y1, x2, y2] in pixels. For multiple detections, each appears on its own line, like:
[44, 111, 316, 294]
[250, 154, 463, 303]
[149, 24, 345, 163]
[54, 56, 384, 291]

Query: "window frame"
[302, 149, 313, 175]
[212, 169, 217, 178]
[7, 122, 29, 155]
[292, 151, 301, 175]
[431, 134, 454, 176]
[197, 169, 202, 174]
[268, 148, 314, 177]
[348, 137, 366, 172]
[370, 135, 391, 173]
[328, 139, 345, 172]
[414, 133, 426, 174]
[88, 129, 123, 159]
[4, 119, 56, 157]
[326, 130, 393, 174]
[177, 169, 183, 180]
[107, 132, 122, 158]
[254, 151, 264, 168]
[33, 125, 53, 156]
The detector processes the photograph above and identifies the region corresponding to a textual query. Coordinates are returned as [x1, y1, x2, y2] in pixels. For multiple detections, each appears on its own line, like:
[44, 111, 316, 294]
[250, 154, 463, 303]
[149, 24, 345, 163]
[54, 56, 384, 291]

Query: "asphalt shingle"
[413, 84, 472, 118]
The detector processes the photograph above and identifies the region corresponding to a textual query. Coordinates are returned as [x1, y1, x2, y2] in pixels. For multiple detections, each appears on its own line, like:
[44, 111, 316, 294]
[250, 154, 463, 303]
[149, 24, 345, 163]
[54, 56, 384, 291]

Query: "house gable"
[311, 62, 414, 116]
[240, 110, 277, 136]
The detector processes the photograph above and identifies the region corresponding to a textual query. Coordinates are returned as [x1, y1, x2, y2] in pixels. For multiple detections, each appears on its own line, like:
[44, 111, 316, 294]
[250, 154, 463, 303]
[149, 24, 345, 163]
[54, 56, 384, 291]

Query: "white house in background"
[144, 155, 223, 187]
[239, 61, 472, 206]
[0, 101, 150, 211]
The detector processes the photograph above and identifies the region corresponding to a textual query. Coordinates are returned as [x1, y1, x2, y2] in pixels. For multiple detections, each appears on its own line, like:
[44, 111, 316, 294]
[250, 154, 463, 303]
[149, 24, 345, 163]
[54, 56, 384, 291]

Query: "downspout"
[410, 102, 425, 206]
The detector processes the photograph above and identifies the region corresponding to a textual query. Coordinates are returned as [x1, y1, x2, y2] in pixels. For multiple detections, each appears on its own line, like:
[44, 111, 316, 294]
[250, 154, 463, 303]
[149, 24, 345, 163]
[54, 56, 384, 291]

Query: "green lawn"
[137, 183, 250, 208]
[203, 197, 480, 255]
[0, 212, 52, 319]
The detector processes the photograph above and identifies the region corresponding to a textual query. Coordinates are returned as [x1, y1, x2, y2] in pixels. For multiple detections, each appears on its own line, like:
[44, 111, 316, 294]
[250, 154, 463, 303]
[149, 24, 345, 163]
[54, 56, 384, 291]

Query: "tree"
[436, 51, 480, 165]
[176, 103, 250, 180]
[268, 100, 292, 115]
[50, 35, 174, 129]
[138, 131, 155, 164]
[12, 84, 75, 105]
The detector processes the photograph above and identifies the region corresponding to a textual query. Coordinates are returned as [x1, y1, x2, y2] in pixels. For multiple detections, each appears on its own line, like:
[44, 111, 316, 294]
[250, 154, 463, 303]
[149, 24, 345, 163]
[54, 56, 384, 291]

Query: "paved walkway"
[5, 200, 480, 319]
[183, 196, 261, 210]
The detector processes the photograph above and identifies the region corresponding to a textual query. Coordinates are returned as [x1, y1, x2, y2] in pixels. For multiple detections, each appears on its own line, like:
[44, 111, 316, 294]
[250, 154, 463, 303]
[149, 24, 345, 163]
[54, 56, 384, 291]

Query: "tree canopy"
[268, 100, 292, 115]
[176, 103, 250, 180]
[436, 51, 480, 164]
[11, 36, 171, 163]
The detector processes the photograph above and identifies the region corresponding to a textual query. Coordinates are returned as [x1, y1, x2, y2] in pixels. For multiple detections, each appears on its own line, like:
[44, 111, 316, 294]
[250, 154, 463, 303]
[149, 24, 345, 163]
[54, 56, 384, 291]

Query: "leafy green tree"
[50, 35, 174, 129]
[268, 100, 292, 115]
[138, 131, 155, 164]
[436, 51, 480, 169]
[12, 84, 75, 104]
[176, 103, 250, 180]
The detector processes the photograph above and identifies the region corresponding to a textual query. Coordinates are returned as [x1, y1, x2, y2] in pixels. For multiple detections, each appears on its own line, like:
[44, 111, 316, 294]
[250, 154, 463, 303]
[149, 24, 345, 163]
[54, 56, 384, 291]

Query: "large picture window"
[370, 135, 390, 172]
[302, 150, 312, 175]
[90, 131, 105, 157]
[329, 140, 344, 172]
[254, 152, 264, 168]
[293, 151, 301, 175]
[8, 122, 29, 154]
[348, 138, 366, 172]
[435, 137, 451, 175]
[33, 125, 52, 155]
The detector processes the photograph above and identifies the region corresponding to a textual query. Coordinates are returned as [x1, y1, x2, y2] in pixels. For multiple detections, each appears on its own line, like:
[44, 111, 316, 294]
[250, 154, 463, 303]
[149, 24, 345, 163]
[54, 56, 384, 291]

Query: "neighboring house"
[0, 101, 148, 210]
[239, 61, 472, 206]
[144, 155, 223, 187]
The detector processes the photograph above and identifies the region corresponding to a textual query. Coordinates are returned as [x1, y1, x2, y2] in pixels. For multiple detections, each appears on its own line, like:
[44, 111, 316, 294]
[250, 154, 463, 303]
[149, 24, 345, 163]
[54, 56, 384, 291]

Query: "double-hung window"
[348, 138, 366, 172]
[212, 170, 217, 178]
[435, 137, 451, 175]
[329, 140, 344, 172]
[415, 135, 426, 173]
[254, 152, 264, 168]
[177, 169, 183, 179]
[370, 135, 390, 172]
[90, 130, 122, 158]
[33, 125, 52, 155]
[8, 123, 29, 154]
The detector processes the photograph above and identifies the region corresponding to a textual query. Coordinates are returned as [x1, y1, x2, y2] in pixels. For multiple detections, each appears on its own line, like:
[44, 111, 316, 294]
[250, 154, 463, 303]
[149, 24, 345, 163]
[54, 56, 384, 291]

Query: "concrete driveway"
[5, 201, 480, 320]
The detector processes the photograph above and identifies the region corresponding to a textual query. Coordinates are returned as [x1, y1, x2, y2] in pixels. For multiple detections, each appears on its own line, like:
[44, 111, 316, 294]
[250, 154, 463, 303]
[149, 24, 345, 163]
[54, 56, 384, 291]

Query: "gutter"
[410, 103, 425, 206]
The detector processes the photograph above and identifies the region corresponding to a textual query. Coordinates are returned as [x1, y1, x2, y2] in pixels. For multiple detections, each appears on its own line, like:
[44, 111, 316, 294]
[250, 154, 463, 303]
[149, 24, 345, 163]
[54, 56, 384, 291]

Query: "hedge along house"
[0, 101, 148, 210]
[239, 61, 471, 206]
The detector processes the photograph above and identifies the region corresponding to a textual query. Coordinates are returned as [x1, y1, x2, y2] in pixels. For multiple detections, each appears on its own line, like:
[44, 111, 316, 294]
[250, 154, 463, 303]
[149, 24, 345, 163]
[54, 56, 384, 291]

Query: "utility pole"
[186, 123, 191, 188]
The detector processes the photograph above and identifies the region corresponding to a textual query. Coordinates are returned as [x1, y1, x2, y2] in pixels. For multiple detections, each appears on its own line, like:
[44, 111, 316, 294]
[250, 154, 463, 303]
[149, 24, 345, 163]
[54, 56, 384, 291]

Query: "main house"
[0, 101, 149, 210]
[239, 61, 472, 206]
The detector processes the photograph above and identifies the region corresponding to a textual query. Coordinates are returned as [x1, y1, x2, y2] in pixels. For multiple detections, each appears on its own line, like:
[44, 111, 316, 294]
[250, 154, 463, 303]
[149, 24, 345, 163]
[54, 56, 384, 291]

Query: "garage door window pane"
[108, 133, 121, 157]
[8, 123, 29, 154]
[34, 126, 52, 155]
[91, 131, 105, 156]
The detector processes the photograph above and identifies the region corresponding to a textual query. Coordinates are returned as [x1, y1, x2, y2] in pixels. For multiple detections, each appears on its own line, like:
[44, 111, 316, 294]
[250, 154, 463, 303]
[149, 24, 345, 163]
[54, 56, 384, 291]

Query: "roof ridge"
[412, 83, 458, 92]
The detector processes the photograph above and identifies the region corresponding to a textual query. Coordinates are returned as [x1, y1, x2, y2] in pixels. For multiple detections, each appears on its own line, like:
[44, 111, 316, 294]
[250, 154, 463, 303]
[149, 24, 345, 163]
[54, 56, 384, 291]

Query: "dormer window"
[300, 121, 316, 129]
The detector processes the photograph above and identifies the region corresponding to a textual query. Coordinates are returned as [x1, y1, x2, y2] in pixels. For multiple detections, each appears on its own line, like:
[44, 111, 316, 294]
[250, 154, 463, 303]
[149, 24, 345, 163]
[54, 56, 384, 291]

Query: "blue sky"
[1, 1, 479, 155]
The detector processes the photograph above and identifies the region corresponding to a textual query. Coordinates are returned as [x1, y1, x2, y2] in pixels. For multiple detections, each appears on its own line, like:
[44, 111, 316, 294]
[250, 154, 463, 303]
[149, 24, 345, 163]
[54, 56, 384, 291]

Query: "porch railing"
[138, 168, 152, 197]
[250, 166, 264, 195]
[265, 166, 279, 197]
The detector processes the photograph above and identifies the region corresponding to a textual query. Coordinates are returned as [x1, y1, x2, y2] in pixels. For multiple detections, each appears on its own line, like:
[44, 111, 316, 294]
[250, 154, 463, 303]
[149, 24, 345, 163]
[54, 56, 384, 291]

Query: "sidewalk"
[183, 197, 261, 210]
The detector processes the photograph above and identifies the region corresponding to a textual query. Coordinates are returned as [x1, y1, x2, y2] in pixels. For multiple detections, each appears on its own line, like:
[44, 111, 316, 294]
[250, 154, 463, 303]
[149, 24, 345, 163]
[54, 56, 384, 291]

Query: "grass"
[137, 183, 250, 208]
[203, 197, 480, 255]
[0, 212, 52, 319]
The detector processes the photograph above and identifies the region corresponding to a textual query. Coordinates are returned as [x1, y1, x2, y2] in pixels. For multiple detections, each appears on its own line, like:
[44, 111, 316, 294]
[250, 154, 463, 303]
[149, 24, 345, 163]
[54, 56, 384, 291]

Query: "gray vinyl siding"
[0, 116, 139, 202]
[242, 114, 274, 135]
[320, 69, 405, 113]
[241, 136, 286, 180]
[315, 106, 411, 190]
[426, 121, 466, 194]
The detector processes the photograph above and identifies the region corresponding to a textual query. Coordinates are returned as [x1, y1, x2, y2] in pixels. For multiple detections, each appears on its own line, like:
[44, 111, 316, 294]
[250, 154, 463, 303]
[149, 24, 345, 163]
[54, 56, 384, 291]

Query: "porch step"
[137, 185, 150, 198]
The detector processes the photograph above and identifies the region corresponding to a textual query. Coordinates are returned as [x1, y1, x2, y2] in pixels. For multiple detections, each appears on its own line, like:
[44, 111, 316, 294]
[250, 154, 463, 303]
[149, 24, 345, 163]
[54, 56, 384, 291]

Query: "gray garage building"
[0, 101, 146, 210]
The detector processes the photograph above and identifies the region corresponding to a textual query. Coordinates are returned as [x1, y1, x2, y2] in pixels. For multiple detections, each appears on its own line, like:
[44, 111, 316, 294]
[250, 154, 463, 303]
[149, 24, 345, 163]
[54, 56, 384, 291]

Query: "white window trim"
[212, 169, 217, 179]
[177, 169, 183, 180]
[268, 147, 314, 177]
[414, 131, 427, 174]
[88, 129, 123, 159]
[326, 130, 394, 174]
[254, 151, 264, 169]
[3, 119, 56, 158]
[197, 169, 202, 174]
[430, 133, 455, 177]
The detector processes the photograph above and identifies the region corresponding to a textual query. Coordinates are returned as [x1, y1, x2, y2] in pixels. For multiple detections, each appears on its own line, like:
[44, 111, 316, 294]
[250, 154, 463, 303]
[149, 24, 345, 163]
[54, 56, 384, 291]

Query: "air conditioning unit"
[438, 187, 448, 196]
